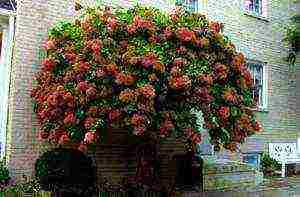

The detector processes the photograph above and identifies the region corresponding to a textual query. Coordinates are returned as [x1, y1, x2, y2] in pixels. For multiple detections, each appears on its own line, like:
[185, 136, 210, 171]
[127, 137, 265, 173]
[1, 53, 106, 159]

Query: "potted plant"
[260, 152, 281, 177]
[31, 4, 263, 193]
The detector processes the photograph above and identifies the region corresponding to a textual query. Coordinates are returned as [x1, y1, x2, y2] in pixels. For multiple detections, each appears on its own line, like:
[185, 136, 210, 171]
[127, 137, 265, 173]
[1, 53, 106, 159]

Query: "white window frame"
[0, 9, 15, 160]
[243, 0, 268, 18]
[246, 60, 268, 111]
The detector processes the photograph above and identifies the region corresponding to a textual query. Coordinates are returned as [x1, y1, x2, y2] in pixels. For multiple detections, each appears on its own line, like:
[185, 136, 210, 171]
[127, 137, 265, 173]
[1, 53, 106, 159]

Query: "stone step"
[202, 157, 263, 191]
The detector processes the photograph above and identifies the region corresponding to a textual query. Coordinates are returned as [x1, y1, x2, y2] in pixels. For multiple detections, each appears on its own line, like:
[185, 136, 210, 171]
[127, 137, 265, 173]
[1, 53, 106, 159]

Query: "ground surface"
[180, 176, 300, 197]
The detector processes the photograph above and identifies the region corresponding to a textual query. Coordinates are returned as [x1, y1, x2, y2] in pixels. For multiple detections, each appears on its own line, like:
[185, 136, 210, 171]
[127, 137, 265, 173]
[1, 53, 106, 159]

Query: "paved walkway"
[181, 176, 300, 197]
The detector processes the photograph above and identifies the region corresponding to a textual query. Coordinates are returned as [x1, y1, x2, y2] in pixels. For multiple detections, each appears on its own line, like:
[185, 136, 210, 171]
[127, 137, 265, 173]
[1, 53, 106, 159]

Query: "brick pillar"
[6, 0, 75, 182]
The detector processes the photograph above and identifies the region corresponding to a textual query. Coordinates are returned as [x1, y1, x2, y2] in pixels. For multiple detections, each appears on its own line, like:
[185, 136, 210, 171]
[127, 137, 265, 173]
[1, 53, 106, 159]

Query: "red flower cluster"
[84, 132, 98, 144]
[142, 53, 157, 68]
[76, 81, 90, 93]
[106, 17, 118, 32]
[159, 119, 174, 138]
[119, 89, 136, 103]
[42, 58, 57, 71]
[43, 39, 56, 51]
[241, 68, 253, 88]
[59, 133, 70, 145]
[177, 27, 196, 43]
[198, 74, 213, 86]
[105, 64, 118, 75]
[84, 117, 96, 129]
[153, 62, 165, 73]
[193, 87, 213, 103]
[63, 112, 76, 125]
[65, 52, 77, 64]
[131, 114, 146, 126]
[231, 53, 245, 73]
[109, 109, 122, 121]
[74, 61, 90, 73]
[173, 58, 187, 67]
[159, 113, 174, 138]
[209, 22, 222, 34]
[116, 73, 135, 86]
[184, 128, 202, 144]
[86, 39, 102, 56]
[169, 75, 191, 90]
[219, 106, 230, 119]
[223, 89, 238, 104]
[139, 84, 156, 99]
[127, 16, 154, 34]
[133, 126, 146, 136]
[163, 27, 173, 39]
[214, 63, 228, 81]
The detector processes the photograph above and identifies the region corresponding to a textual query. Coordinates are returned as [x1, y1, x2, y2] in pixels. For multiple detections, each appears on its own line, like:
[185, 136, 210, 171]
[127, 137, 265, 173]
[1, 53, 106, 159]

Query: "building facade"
[0, 0, 298, 182]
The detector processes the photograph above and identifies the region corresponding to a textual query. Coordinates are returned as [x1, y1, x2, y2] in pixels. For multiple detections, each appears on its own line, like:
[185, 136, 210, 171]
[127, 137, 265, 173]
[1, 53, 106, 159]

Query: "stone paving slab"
[181, 188, 300, 197]
[180, 176, 300, 197]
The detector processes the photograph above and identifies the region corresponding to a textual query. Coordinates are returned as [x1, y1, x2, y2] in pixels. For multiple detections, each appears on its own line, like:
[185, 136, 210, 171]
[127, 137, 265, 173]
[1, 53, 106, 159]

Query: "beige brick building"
[0, 0, 298, 182]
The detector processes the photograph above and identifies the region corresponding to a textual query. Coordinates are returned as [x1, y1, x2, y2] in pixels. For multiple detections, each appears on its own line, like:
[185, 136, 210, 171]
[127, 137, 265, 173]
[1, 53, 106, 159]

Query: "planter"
[23, 193, 33, 197]
[172, 152, 203, 191]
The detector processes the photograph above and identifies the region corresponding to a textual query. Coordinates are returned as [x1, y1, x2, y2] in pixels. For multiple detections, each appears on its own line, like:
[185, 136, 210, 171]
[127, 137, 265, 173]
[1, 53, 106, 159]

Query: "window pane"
[254, 0, 262, 14]
[245, 0, 254, 11]
[245, 0, 263, 15]
[247, 62, 264, 107]
[183, 0, 198, 12]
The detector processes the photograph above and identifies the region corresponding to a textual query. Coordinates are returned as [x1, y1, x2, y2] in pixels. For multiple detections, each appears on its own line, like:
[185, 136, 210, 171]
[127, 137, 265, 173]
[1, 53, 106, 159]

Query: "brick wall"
[6, 0, 76, 181]
[199, 0, 299, 153]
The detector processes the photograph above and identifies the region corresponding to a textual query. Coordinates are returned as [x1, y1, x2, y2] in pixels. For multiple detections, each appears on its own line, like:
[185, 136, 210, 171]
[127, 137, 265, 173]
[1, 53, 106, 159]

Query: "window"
[246, 61, 267, 110]
[185, 0, 198, 13]
[0, 11, 15, 159]
[244, 0, 263, 15]
[243, 153, 261, 170]
[0, 32, 2, 56]
[176, 0, 198, 13]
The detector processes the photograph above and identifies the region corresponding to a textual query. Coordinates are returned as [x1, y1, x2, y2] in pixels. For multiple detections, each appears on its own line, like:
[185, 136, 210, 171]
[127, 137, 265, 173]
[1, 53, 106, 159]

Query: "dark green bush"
[0, 161, 10, 184]
[260, 152, 281, 176]
[35, 148, 97, 196]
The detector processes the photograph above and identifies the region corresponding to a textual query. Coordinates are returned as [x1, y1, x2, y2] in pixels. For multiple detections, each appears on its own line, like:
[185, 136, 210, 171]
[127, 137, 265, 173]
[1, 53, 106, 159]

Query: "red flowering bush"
[31, 6, 262, 152]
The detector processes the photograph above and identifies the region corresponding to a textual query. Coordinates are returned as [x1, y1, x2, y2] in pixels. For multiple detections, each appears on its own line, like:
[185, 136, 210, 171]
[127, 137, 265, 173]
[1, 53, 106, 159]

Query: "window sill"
[251, 106, 269, 113]
[243, 11, 269, 22]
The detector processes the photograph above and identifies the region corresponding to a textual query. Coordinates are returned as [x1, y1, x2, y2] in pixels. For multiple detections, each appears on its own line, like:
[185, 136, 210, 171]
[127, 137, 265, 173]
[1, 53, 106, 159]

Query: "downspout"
[4, 11, 16, 166]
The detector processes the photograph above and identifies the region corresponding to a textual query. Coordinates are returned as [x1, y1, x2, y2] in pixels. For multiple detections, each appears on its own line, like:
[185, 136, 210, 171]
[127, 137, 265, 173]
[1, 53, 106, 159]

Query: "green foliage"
[2, 178, 40, 194]
[49, 21, 83, 40]
[0, 161, 10, 183]
[284, 14, 300, 49]
[260, 152, 281, 175]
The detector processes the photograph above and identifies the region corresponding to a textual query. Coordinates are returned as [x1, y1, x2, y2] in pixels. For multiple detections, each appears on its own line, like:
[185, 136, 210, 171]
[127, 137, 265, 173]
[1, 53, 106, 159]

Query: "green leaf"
[66, 125, 77, 134]
[64, 82, 76, 93]
[70, 130, 84, 142]
[43, 122, 56, 132]
[220, 128, 230, 144]
[76, 109, 86, 120]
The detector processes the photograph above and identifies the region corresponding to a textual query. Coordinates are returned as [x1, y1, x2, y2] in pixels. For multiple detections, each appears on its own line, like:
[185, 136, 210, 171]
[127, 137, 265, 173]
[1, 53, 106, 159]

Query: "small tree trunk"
[134, 137, 160, 190]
